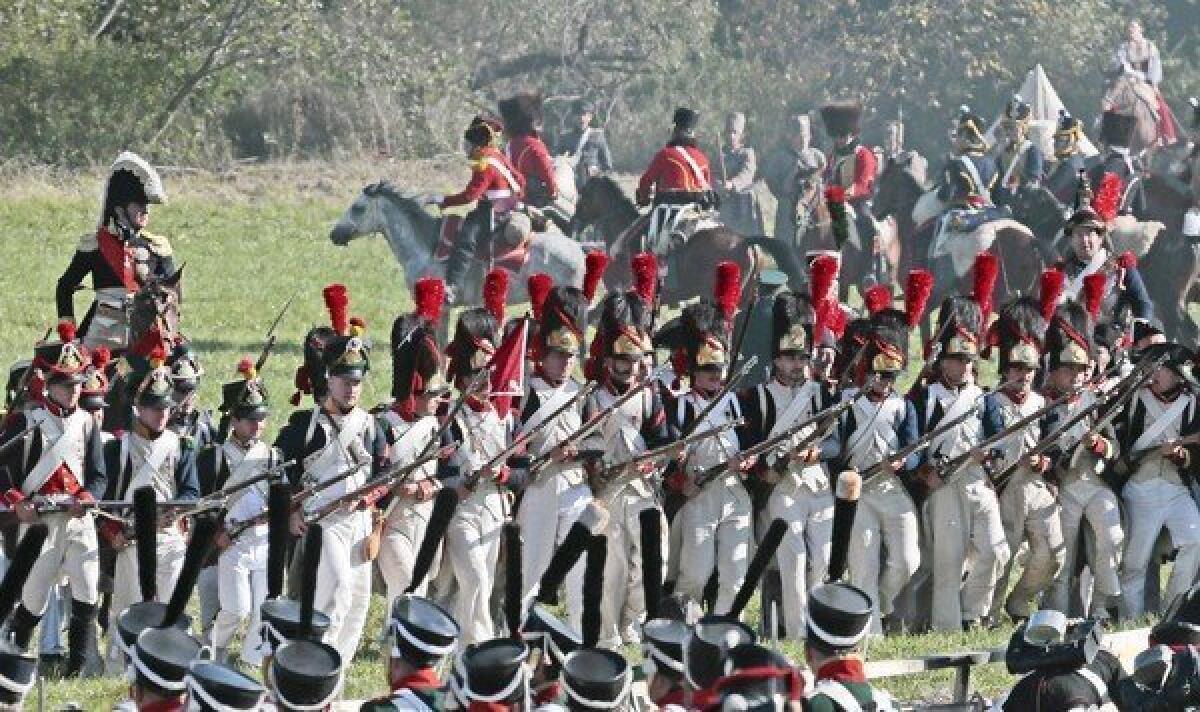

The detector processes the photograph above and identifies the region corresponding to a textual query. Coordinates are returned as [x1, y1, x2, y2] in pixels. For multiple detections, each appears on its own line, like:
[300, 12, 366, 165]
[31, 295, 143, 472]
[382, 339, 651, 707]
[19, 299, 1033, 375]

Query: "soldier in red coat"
[636, 107, 718, 251]
[424, 118, 526, 300]
[499, 92, 558, 208]
[820, 101, 878, 246]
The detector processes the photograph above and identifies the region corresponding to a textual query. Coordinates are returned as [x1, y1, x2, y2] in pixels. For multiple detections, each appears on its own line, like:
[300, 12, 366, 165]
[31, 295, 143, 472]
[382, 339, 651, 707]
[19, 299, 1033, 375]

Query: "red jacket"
[442, 147, 525, 208]
[507, 134, 557, 199]
[827, 143, 877, 201]
[637, 142, 712, 204]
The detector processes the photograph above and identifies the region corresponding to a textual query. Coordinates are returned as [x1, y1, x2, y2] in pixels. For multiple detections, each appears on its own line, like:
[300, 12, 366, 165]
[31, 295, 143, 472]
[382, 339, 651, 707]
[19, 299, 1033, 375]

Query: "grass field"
[0, 161, 1158, 708]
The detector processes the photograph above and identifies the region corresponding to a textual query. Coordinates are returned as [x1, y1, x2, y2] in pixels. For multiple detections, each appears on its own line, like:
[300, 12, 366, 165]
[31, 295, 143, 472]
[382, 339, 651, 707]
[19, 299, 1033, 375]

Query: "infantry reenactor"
[937, 107, 998, 210]
[200, 357, 279, 667]
[425, 118, 525, 301]
[718, 111, 765, 235]
[709, 643, 805, 711]
[442, 305, 510, 644]
[641, 619, 690, 708]
[984, 296, 1064, 624]
[761, 112, 826, 249]
[56, 152, 175, 351]
[79, 346, 114, 423]
[682, 619, 755, 708]
[1114, 342, 1200, 618]
[0, 324, 106, 677]
[802, 583, 895, 711]
[518, 284, 593, 630]
[556, 99, 613, 188]
[907, 290, 1009, 631]
[521, 605, 583, 706]
[1055, 195, 1154, 321]
[993, 95, 1045, 208]
[737, 288, 841, 639]
[166, 343, 215, 452]
[656, 265, 753, 615]
[1089, 111, 1144, 216]
[259, 523, 330, 681]
[1046, 111, 1090, 205]
[820, 101, 878, 244]
[101, 359, 200, 671]
[994, 610, 1125, 711]
[840, 282, 930, 634]
[449, 639, 531, 711]
[183, 660, 266, 711]
[275, 284, 386, 660]
[375, 277, 453, 607]
[636, 107, 717, 251]
[1043, 288, 1123, 619]
[583, 280, 671, 647]
[360, 595, 459, 710]
[556, 648, 632, 711]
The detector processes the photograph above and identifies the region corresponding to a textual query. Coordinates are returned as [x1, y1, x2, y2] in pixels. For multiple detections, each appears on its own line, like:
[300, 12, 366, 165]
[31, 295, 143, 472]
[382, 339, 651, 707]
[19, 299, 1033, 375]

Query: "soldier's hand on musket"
[398, 482, 421, 500]
[14, 499, 37, 524]
[67, 496, 88, 518]
[637, 461, 657, 476]
[550, 443, 578, 463]
[290, 510, 307, 536]
[970, 448, 989, 465]
[796, 446, 821, 465]
[1028, 454, 1051, 473]
[916, 463, 943, 490]
[1162, 443, 1189, 466]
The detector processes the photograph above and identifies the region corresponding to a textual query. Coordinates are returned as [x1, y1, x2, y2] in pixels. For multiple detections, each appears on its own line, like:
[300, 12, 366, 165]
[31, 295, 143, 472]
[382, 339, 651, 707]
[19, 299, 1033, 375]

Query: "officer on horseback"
[1090, 111, 1145, 217]
[427, 117, 526, 303]
[937, 107, 998, 211]
[718, 112, 765, 236]
[993, 95, 1045, 208]
[1046, 110, 1090, 205]
[820, 101, 878, 244]
[636, 107, 717, 252]
[556, 99, 613, 188]
[500, 92, 569, 231]
[761, 112, 826, 249]
[56, 152, 175, 352]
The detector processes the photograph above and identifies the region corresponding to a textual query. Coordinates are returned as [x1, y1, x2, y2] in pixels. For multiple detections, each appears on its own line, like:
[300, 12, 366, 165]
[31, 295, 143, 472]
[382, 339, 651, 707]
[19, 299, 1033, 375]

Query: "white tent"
[985, 64, 1099, 157]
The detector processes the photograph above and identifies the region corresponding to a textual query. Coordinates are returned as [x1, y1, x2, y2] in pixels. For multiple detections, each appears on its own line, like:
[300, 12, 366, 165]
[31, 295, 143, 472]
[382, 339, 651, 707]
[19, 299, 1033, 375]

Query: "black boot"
[8, 604, 41, 651]
[65, 599, 97, 678]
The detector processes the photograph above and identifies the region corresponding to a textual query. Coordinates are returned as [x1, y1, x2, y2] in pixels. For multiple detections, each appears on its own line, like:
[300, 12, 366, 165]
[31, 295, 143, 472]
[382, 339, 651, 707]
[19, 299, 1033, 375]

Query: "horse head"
[330, 182, 392, 246]
[873, 158, 924, 221]
[571, 175, 632, 233]
[130, 267, 182, 342]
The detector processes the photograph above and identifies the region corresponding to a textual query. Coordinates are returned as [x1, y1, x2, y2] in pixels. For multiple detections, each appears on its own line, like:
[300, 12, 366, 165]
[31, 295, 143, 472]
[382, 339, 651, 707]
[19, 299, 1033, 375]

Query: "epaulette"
[77, 231, 98, 251]
[141, 231, 173, 257]
[469, 157, 489, 173]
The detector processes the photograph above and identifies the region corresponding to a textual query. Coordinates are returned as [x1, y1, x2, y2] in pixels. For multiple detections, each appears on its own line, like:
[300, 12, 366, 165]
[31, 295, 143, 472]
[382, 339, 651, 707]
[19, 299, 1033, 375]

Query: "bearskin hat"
[653, 300, 727, 373]
[932, 296, 983, 359]
[990, 296, 1045, 372]
[1100, 111, 1136, 149]
[593, 292, 651, 362]
[447, 307, 499, 385]
[865, 309, 909, 375]
[832, 317, 874, 384]
[391, 315, 447, 403]
[819, 101, 862, 138]
[537, 286, 587, 357]
[771, 292, 815, 357]
[1045, 302, 1093, 371]
[498, 92, 543, 136]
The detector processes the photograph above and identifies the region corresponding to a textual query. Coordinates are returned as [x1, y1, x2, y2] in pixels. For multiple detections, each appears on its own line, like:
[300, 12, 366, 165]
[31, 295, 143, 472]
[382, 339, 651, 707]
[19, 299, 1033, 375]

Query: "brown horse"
[572, 176, 804, 304]
[873, 157, 929, 279]
[1102, 73, 1162, 155]
[1140, 173, 1200, 344]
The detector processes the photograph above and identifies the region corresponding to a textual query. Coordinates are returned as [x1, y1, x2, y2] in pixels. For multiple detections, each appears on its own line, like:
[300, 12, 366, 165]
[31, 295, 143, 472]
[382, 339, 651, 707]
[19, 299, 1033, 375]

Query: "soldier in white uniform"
[840, 308, 924, 634]
[984, 297, 1063, 623]
[1115, 342, 1200, 618]
[517, 286, 592, 629]
[907, 296, 1009, 631]
[584, 289, 671, 647]
[656, 288, 753, 615]
[100, 362, 199, 671]
[202, 358, 280, 667]
[737, 290, 840, 639]
[442, 307, 511, 644]
[0, 324, 106, 677]
[375, 277, 453, 608]
[275, 284, 386, 662]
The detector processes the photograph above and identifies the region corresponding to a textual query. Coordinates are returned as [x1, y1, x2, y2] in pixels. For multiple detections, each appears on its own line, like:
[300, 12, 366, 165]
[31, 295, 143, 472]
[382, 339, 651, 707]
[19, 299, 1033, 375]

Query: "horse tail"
[744, 236, 805, 288]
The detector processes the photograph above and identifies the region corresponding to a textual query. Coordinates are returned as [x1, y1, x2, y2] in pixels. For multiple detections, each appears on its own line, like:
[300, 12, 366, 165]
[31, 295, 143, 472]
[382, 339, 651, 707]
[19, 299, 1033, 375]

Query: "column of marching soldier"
[1, 169, 1200, 710]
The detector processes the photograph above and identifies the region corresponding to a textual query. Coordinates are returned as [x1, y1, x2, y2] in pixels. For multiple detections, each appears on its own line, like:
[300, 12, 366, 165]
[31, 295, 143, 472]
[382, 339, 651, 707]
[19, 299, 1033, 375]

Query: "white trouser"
[20, 513, 100, 614]
[1120, 477, 1200, 618]
[846, 476, 920, 633]
[312, 509, 374, 661]
[106, 528, 187, 672]
[378, 497, 436, 605]
[1049, 475, 1123, 614]
[992, 470, 1065, 619]
[762, 469, 833, 639]
[923, 469, 1010, 630]
[518, 473, 590, 628]
[445, 487, 505, 645]
[197, 566, 220, 641]
[211, 528, 268, 665]
[672, 475, 751, 615]
[596, 484, 665, 649]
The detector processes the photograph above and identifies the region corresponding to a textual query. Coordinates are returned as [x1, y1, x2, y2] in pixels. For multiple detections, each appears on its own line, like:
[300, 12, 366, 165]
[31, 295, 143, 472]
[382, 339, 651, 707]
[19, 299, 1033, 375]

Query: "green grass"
[0, 162, 1166, 708]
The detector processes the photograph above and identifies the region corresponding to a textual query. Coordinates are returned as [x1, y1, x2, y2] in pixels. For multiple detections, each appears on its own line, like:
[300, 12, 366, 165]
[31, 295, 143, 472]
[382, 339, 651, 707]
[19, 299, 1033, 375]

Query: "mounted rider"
[1046, 110, 1090, 206]
[820, 101, 878, 246]
[718, 111, 765, 236]
[499, 92, 572, 231]
[993, 95, 1045, 208]
[635, 107, 719, 253]
[930, 107, 1007, 261]
[556, 99, 613, 190]
[427, 117, 526, 303]
[761, 112, 826, 249]
[57, 152, 175, 352]
[1089, 111, 1144, 217]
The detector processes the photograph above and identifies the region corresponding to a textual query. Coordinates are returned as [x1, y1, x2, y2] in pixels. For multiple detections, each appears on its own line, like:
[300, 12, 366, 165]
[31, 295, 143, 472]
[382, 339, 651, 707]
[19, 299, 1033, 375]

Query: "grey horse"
[329, 181, 586, 304]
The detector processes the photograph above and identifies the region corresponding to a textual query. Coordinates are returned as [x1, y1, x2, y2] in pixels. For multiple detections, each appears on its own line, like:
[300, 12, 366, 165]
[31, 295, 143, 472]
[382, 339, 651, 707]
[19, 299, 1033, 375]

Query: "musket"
[716, 131, 729, 190]
[0, 422, 38, 458]
[693, 398, 853, 490]
[590, 419, 745, 487]
[168, 458, 296, 521]
[681, 355, 759, 438]
[990, 352, 1164, 490]
[302, 444, 460, 526]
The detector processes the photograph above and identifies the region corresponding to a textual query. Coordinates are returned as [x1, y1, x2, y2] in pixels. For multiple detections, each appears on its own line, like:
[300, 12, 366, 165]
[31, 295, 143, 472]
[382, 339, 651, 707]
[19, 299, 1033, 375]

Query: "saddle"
[434, 213, 534, 273]
[642, 203, 721, 255]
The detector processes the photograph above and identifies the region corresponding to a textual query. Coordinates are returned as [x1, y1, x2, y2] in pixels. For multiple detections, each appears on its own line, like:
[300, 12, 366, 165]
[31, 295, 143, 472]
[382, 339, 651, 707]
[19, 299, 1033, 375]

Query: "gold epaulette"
[141, 231, 174, 257]
[469, 157, 489, 173]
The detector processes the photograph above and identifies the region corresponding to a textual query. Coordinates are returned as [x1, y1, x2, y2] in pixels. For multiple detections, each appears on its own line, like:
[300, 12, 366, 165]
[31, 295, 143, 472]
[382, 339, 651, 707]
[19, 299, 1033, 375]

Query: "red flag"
[488, 319, 528, 419]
